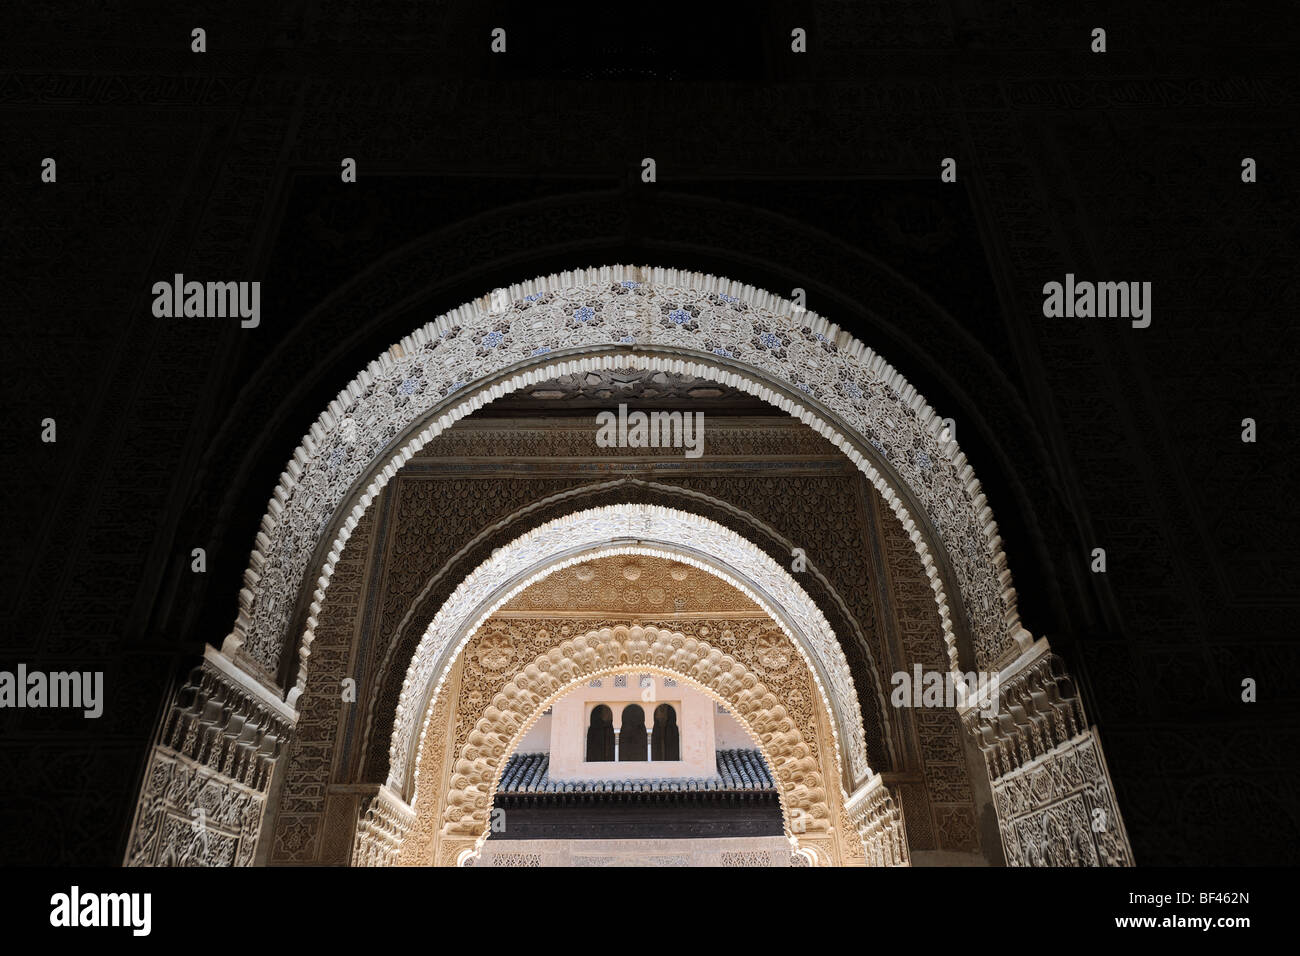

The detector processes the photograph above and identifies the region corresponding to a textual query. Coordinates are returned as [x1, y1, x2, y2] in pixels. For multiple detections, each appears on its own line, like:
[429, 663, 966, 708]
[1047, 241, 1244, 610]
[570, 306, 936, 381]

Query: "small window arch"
[652, 703, 680, 761]
[586, 704, 614, 761]
[619, 704, 647, 761]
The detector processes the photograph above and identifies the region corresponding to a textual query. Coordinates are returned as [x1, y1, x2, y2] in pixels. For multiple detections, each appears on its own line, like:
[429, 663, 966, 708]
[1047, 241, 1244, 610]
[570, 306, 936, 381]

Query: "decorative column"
[125, 647, 295, 866]
[352, 784, 416, 867]
[845, 774, 910, 867]
[962, 638, 1134, 866]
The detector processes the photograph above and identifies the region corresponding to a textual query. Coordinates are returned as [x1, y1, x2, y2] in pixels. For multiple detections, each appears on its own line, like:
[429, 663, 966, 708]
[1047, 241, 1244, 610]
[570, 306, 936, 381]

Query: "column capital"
[845, 774, 910, 867]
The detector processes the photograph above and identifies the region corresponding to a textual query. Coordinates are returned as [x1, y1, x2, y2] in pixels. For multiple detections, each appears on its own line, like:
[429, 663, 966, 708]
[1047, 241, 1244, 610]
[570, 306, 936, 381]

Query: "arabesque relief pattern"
[351, 785, 415, 867]
[847, 775, 911, 867]
[497, 556, 763, 616]
[126, 654, 292, 866]
[963, 642, 1134, 866]
[992, 734, 1131, 867]
[873, 492, 981, 854]
[270, 508, 375, 864]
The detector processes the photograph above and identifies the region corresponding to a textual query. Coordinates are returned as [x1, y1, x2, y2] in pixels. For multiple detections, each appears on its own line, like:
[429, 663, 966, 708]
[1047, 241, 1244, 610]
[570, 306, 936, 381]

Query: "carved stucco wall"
[992, 732, 1131, 866]
[869, 490, 983, 855]
[847, 774, 911, 867]
[496, 555, 764, 616]
[270, 506, 378, 864]
[398, 622, 864, 867]
[224, 266, 1030, 704]
[963, 642, 1134, 867]
[128, 651, 294, 867]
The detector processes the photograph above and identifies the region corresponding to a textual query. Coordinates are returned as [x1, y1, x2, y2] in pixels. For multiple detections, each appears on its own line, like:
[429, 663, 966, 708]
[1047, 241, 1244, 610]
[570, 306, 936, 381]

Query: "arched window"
[586, 705, 614, 762]
[619, 704, 647, 761]
[652, 703, 680, 761]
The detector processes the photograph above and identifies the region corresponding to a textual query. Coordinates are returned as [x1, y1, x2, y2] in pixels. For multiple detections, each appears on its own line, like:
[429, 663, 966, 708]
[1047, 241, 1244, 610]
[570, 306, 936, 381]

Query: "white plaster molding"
[202, 646, 298, 724]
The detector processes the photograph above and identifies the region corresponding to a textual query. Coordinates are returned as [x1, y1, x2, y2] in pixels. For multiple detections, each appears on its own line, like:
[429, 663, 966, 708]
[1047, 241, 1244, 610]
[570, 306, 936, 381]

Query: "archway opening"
[129, 268, 1133, 870]
[391, 504, 873, 806]
[391, 551, 874, 867]
[475, 668, 789, 865]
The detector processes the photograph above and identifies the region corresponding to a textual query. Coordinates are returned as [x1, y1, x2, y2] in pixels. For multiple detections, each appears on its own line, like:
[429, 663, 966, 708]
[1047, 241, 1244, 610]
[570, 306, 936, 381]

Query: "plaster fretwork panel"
[129, 750, 265, 867]
[963, 642, 1135, 867]
[270, 507, 377, 864]
[403, 653, 462, 867]
[498, 556, 763, 617]
[992, 732, 1131, 867]
[125, 652, 293, 867]
[847, 776, 910, 867]
[870, 493, 981, 855]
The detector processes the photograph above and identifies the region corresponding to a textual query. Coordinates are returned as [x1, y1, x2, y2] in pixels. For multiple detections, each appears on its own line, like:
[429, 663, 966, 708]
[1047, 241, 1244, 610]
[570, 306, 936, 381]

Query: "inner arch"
[392, 503, 872, 802]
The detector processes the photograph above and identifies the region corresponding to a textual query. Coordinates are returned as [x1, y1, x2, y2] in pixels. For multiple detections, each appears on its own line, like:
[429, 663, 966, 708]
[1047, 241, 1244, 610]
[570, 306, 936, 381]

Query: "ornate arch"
[390, 504, 869, 800]
[407, 624, 850, 866]
[222, 265, 1032, 704]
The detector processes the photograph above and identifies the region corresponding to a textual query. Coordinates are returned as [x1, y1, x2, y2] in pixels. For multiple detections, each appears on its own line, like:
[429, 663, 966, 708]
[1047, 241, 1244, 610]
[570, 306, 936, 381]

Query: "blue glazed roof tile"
[496, 749, 776, 794]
